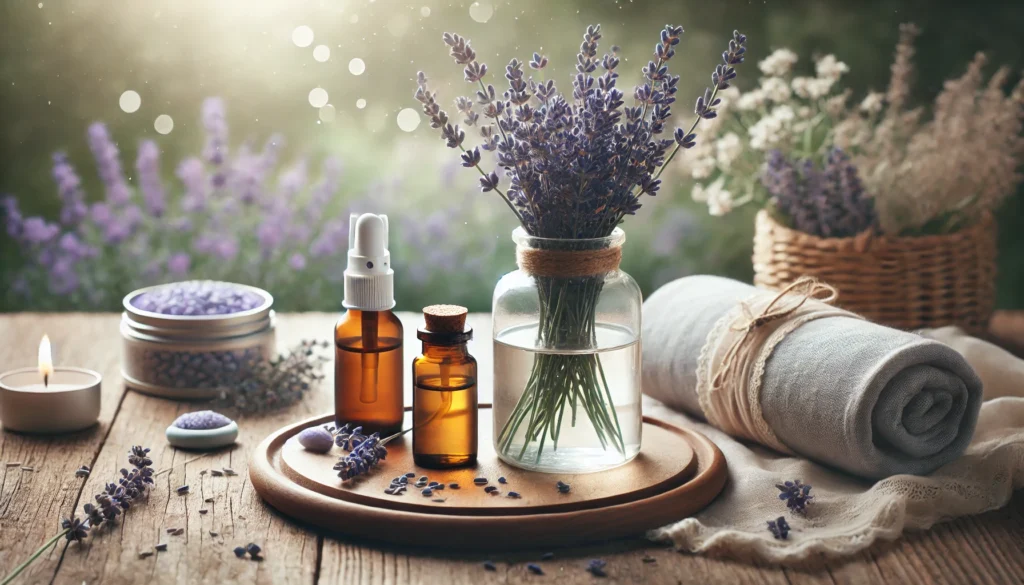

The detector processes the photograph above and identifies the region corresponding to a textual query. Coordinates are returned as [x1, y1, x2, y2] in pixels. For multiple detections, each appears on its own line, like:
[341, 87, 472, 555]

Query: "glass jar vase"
[492, 227, 642, 473]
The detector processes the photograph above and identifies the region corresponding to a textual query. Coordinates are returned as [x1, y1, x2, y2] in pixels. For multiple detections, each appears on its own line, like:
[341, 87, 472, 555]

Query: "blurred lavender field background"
[1, 0, 1022, 312]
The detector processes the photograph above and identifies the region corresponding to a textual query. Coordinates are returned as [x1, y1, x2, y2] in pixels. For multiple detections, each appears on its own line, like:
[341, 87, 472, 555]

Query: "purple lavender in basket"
[172, 410, 232, 430]
[131, 281, 264, 316]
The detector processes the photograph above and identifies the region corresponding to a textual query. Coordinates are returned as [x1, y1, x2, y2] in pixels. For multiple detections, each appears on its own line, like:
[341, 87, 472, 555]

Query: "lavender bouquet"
[416, 24, 746, 464]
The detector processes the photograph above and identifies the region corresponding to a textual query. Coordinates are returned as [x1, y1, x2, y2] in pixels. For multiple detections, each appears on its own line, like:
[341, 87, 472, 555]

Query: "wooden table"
[1, 312, 1022, 585]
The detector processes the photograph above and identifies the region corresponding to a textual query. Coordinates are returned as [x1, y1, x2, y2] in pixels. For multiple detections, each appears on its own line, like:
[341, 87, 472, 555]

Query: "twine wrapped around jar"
[516, 245, 622, 278]
[752, 210, 997, 333]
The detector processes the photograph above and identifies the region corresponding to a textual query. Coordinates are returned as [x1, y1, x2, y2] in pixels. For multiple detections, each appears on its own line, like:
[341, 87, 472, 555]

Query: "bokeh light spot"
[313, 44, 331, 62]
[348, 58, 366, 76]
[356, 98, 367, 109]
[319, 104, 336, 123]
[119, 90, 141, 113]
[420, 6, 430, 17]
[154, 114, 174, 135]
[292, 25, 314, 48]
[308, 87, 329, 108]
[396, 108, 421, 132]
[349, 14, 359, 24]
[469, 1, 494, 23]
[387, 14, 410, 37]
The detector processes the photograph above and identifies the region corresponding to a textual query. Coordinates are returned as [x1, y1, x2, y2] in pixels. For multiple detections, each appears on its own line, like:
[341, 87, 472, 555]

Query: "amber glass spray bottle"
[413, 305, 477, 468]
[334, 213, 404, 434]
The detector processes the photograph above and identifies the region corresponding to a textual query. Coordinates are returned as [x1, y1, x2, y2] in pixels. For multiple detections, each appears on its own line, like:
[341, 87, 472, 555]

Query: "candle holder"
[0, 367, 102, 434]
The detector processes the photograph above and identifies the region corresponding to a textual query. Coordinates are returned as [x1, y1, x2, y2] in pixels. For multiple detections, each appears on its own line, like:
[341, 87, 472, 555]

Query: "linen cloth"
[641, 276, 1023, 562]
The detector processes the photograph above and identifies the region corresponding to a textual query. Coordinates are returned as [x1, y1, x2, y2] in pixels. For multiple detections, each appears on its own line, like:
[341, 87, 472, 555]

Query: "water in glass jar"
[493, 323, 642, 473]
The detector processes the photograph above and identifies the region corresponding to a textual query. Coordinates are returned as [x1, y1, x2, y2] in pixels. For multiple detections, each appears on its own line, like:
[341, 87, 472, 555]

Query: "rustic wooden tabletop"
[1, 312, 1022, 585]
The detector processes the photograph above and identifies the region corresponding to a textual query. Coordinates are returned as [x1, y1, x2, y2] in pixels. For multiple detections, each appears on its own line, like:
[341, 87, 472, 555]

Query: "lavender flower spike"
[86, 122, 132, 206]
[52, 152, 88, 226]
[136, 140, 167, 217]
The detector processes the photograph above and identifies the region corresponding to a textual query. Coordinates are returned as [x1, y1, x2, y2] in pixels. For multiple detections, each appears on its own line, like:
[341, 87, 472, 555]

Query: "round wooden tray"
[250, 406, 727, 549]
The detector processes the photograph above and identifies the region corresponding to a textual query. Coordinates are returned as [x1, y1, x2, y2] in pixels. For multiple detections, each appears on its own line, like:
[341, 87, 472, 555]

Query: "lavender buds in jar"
[121, 281, 275, 399]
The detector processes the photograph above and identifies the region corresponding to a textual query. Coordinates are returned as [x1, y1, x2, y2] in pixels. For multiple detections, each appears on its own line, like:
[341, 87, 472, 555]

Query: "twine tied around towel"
[697, 276, 857, 454]
[711, 277, 839, 390]
[516, 244, 622, 278]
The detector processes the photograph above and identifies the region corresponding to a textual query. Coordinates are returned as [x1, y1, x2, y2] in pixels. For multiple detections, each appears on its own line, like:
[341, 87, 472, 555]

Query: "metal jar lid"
[121, 282, 275, 343]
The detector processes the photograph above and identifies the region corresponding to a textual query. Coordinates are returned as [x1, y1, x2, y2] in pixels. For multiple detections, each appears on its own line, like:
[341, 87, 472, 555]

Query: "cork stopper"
[422, 304, 468, 333]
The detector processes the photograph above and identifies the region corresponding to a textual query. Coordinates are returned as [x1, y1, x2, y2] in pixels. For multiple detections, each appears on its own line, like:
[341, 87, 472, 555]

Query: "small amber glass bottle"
[335, 309, 404, 435]
[412, 305, 478, 468]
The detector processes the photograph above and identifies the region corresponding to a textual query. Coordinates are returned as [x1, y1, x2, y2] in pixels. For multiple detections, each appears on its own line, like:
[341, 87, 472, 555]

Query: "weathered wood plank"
[50, 314, 332, 585]
[1, 313, 1022, 585]
[0, 314, 130, 584]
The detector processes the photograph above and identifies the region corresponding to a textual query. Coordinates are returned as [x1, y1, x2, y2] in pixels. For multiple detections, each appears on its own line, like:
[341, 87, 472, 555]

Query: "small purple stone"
[172, 410, 232, 430]
[297, 427, 334, 453]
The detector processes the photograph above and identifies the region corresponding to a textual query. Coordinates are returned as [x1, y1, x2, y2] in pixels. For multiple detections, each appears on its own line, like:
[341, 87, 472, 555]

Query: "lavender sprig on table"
[211, 340, 329, 415]
[767, 516, 791, 540]
[1, 446, 155, 585]
[415, 23, 746, 465]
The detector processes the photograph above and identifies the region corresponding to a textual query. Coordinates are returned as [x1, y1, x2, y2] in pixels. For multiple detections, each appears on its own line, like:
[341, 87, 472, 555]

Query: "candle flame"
[38, 334, 53, 386]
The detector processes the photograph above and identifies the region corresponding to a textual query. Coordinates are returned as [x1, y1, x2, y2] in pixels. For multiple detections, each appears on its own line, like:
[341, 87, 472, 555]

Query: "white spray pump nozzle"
[343, 213, 395, 310]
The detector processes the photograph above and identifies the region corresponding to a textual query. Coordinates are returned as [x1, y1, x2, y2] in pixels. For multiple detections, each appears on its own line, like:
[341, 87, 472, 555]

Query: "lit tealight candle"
[0, 335, 102, 434]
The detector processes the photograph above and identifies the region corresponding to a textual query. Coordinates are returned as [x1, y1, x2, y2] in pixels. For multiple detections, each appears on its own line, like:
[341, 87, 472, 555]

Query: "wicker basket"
[752, 210, 997, 332]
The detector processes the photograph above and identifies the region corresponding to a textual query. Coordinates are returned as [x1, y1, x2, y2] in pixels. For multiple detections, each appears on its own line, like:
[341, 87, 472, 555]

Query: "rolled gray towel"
[642, 275, 983, 479]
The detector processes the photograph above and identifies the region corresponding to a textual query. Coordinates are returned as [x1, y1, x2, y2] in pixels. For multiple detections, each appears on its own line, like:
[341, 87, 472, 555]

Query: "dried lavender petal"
[448, 483, 460, 489]
[233, 546, 247, 557]
[131, 281, 264, 316]
[527, 563, 544, 575]
[172, 410, 233, 430]
[507, 491, 521, 499]
[223, 468, 237, 476]
[210, 469, 224, 477]
[498, 477, 507, 484]
[246, 543, 262, 555]
[473, 478, 488, 485]
[138, 550, 154, 559]
[155, 543, 168, 552]
[484, 486, 497, 493]
[483, 560, 497, 571]
[176, 485, 189, 494]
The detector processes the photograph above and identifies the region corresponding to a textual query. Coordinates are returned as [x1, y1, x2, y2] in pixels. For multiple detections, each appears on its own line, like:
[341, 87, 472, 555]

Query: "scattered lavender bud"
[431, 498, 446, 503]
[498, 477, 507, 484]
[75, 466, 90, 478]
[210, 531, 219, 537]
[422, 488, 434, 496]
[527, 563, 544, 575]
[172, 410, 232, 430]
[298, 427, 335, 453]
[415, 482, 427, 488]
[223, 468, 237, 476]
[776, 480, 813, 515]
[234, 546, 247, 558]
[434, 484, 444, 490]
[173, 528, 185, 536]
[405, 472, 416, 478]
[200, 509, 208, 515]
[399, 476, 408, 484]
[449, 483, 460, 489]
[556, 481, 571, 494]
[507, 491, 521, 499]
[200, 470, 208, 476]
[210, 470, 224, 477]
[138, 550, 154, 559]
[419, 476, 428, 482]
[176, 485, 190, 494]
[473, 478, 488, 485]
[541, 552, 554, 560]
[586, 559, 607, 577]
[5, 462, 21, 467]
[20, 466, 34, 472]
[428, 481, 440, 487]
[767, 516, 791, 540]
[204, 497, 215, 503]
[246, 543, 261, 556]
[484, 486, 497, 493]
[642, 555, 656, 564]
[166, 528, 178, 534]
[483, 560, 497, 571]
[155, 543, 168, 552]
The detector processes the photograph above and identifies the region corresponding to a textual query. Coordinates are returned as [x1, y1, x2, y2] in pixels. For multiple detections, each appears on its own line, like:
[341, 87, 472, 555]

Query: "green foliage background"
[1, 0, 1021, 311]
